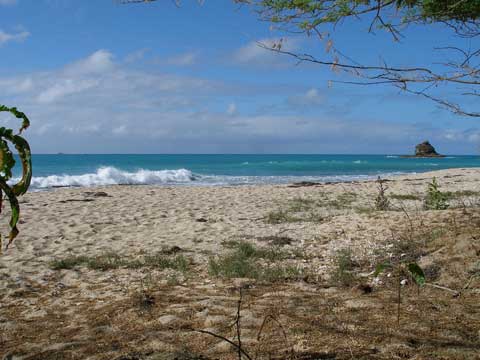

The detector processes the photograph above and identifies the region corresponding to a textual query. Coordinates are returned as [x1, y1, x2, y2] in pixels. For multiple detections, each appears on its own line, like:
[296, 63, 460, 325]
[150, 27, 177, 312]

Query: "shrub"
[424, 177, 449, 210]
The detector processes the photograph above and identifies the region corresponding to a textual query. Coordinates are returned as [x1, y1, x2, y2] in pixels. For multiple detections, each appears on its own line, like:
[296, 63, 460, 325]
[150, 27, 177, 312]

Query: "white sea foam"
[26, 167, 195, 189]
[15, 166, 411, 190]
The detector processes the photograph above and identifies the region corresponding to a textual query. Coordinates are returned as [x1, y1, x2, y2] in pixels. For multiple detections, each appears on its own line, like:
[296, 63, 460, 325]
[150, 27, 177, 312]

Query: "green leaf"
[408, 263, 426, 286]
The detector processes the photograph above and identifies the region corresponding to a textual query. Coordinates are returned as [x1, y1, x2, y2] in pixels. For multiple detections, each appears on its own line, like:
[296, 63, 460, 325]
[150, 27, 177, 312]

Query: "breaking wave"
[27, 167, 196, 189]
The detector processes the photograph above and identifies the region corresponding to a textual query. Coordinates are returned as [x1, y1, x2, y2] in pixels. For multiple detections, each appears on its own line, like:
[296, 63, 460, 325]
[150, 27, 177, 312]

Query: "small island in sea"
[400, 140, 446, 158]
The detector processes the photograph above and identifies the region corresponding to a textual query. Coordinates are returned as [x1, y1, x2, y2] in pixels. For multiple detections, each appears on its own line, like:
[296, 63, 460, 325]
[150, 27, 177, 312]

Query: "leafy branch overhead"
[0, 105, 32, 252]
[127, 0, 480, 117]
[236, 0, 480, 117]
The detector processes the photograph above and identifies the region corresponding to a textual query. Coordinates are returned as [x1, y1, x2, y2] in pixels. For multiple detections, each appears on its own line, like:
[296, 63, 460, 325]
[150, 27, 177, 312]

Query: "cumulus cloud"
[64, 49, 115, 75]
[0, 29, 29, 45]
[1, 49, 470, 154]
[37, 78, 99, 104]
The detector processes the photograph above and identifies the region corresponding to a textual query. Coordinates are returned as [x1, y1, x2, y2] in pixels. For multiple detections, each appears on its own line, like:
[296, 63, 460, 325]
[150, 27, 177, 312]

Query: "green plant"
[424, 177, 449, 210]
[0, 105, 32, 252]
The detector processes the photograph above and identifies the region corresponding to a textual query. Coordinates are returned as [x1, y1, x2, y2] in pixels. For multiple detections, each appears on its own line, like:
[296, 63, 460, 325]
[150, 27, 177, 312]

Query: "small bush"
[208, 241, 301, 282]
[424, 177, 449, 210]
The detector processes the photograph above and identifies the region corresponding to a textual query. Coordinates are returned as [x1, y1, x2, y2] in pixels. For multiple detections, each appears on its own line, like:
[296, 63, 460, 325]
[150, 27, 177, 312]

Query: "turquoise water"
[16, 154, 480, 189]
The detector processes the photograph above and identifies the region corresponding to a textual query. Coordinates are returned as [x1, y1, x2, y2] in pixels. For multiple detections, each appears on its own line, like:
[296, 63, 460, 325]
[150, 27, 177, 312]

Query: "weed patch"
[208, 241, 302, 282]
[50, 253, 190, 272]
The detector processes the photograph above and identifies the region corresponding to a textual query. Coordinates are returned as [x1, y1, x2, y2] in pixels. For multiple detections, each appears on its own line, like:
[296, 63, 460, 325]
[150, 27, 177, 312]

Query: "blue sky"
[0, 0, 479, 154]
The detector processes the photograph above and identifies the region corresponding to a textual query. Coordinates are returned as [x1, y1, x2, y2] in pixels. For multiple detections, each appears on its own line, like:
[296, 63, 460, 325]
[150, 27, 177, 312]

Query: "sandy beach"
[1, 168, 480, 359]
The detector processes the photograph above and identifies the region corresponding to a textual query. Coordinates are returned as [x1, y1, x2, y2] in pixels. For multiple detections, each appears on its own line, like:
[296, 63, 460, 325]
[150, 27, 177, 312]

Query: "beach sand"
[1, 168, 480, 359]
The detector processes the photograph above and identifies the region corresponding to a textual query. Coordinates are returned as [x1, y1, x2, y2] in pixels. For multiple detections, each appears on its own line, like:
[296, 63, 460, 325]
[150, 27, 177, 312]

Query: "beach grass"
[208, 241, 302, 281]
[50, 253, 190, 272]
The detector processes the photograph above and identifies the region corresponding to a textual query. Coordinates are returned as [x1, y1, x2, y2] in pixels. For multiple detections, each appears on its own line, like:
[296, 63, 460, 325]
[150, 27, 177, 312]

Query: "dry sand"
[1, 168, 480, 359]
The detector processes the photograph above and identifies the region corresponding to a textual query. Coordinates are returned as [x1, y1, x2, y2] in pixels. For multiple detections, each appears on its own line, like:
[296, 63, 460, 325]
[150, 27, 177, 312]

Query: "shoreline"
[25, 166, 480, 191]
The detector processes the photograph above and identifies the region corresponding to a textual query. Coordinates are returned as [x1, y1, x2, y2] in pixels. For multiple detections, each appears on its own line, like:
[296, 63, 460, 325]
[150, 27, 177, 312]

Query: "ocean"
[15, 154, 480, 190]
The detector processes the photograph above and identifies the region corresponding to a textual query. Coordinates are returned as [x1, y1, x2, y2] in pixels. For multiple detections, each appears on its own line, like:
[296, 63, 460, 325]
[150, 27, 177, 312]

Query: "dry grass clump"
[50, 252, 189, 272]
[208, 241, 303, 282]
[389, 193, 421, 201]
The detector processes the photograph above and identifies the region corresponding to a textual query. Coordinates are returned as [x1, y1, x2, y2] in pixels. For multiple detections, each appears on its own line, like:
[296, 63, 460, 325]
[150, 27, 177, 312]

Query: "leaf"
[408, 263, 426, 286]
[0, 105, 30, 134]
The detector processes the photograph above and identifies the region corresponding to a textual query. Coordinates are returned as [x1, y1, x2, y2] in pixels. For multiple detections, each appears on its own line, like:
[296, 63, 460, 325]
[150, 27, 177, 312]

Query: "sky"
[0, 0, 479, 154]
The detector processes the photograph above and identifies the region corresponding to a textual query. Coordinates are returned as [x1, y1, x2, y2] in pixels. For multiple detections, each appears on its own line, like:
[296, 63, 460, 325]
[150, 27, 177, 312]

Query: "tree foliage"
[234, 0, 480, 116]
[0, 105, 32, 252]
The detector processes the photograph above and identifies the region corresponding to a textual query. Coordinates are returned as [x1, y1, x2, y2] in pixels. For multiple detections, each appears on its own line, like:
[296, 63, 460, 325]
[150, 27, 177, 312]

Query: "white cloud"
[232, 37, 298, 66]
[2, 49, 213, 105]
[37, 78, 98, 104]
[64, 49, 115, 75]
[0, 77, 33, 94]
[1, 49, 471, 154]
[288, 88, 323, 107]
[0, 29, 29, 46]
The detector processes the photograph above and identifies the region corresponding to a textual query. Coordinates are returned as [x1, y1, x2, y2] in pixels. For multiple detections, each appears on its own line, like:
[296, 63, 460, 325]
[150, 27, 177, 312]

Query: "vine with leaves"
[0, 105, 32, 253]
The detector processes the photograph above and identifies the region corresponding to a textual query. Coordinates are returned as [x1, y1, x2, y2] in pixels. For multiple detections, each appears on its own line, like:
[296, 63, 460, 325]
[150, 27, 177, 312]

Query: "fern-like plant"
[0, 105, 32, 252]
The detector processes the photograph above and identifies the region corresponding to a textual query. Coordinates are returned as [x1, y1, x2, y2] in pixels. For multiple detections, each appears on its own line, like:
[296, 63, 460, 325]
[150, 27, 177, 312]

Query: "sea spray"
[25, 167, 195, 189]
